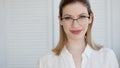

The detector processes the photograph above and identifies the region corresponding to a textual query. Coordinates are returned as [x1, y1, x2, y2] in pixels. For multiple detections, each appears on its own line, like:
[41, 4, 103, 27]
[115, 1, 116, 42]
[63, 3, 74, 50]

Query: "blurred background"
[0, 0, 120, 68]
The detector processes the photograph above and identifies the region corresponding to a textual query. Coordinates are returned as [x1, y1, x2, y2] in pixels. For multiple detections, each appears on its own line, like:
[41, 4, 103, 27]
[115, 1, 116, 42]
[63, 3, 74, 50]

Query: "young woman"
[39, 0, 119, 68]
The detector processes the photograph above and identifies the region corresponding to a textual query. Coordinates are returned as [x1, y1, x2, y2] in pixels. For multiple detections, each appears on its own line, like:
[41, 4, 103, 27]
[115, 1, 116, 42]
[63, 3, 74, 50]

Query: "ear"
[58, 16, 63, 25]
[88, 14, 93, 24]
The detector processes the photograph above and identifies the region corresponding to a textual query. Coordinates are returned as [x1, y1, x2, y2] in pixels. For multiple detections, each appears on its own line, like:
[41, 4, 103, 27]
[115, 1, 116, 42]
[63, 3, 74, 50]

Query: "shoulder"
[39, 51, 60, 65]
[39, 51, 57, 63]
[89, 46, 117, 59]
[95, 47, 117, 59]
[98, 47, 119, 68]
[99, 47, 119, 65]
[99, 47, 116, 57]
[39, 51, 56, 68]
[90, 46, 118, 61]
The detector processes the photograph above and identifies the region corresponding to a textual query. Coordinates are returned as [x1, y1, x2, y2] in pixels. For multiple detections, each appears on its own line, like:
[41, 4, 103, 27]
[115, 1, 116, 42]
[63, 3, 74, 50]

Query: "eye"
[63, 17, 72, 20]
[79, 15, 89, 19]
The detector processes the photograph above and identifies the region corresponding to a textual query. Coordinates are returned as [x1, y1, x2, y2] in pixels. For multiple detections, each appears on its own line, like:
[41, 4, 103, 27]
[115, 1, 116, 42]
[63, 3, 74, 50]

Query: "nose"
[72, 20, 80, 28]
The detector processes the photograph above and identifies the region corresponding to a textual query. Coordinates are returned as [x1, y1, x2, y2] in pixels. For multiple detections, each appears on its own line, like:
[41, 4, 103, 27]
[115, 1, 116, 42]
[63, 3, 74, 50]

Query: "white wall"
[0, 0, 53, 68]
[0, 0, 6, 68]
[111, 0, 120, 63]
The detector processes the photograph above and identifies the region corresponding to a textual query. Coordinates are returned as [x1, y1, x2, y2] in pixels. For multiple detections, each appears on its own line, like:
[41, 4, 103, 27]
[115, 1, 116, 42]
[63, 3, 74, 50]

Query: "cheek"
[62, 24, 70, 33]
[82, 23, 89, 32]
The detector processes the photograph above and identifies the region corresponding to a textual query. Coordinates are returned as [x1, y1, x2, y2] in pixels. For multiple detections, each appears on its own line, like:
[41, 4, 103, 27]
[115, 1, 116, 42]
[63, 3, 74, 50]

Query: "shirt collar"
[61, 44, 94, 58]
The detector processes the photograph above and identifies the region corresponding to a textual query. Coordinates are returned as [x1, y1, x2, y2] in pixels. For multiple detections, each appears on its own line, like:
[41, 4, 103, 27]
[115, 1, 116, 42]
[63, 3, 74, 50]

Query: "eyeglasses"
[61, 15, 90, 25]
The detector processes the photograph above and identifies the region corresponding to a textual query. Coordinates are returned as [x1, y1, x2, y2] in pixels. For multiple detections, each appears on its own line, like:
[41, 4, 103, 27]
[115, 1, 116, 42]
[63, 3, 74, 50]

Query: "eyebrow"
[63, 13, 89, 17]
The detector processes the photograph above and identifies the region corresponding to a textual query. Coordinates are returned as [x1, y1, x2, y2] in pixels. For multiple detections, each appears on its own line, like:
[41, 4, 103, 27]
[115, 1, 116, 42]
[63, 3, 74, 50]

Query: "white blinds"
[5, 0, 53, 68]
[89, 0, 109, 46]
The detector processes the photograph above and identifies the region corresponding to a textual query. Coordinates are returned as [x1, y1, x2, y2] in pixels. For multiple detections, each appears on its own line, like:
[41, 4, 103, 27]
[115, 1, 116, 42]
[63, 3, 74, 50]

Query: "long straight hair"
[52, 0, 102, 56]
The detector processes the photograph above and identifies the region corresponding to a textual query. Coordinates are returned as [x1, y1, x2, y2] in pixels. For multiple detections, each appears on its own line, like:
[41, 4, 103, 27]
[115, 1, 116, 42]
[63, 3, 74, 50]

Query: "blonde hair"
[52, 0, 102, 56]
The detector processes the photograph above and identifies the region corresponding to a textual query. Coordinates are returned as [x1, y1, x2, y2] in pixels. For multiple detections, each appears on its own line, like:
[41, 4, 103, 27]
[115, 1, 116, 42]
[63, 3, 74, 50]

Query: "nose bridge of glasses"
[72, 19, 80, 28]
[72, 18, 80, 25]
[73, 19, 78, 21]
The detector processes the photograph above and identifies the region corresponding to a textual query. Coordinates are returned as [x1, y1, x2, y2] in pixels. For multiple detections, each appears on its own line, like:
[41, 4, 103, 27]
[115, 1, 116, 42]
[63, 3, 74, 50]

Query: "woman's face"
[60, 2, 92, 40]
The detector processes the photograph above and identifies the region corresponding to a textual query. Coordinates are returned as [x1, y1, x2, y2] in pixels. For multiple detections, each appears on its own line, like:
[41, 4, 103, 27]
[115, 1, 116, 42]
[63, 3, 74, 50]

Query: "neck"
[66, 37, 86, 55]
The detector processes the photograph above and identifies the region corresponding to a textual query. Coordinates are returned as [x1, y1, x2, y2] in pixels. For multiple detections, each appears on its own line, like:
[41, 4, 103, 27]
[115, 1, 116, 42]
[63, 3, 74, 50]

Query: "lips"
[70, 30, 82, 34]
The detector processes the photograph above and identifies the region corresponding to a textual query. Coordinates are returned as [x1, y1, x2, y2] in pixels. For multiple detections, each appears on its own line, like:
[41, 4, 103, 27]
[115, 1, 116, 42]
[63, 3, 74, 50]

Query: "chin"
[69, 34, 84, 40]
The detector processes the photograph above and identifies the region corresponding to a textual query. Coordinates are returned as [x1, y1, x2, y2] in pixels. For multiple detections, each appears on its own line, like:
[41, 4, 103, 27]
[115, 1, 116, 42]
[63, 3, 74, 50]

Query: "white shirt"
[39, 45, 119, 68]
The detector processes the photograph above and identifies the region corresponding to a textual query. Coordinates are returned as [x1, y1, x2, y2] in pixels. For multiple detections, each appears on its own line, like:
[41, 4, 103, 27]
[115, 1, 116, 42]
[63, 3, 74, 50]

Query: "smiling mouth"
[70, 30, 82, 34]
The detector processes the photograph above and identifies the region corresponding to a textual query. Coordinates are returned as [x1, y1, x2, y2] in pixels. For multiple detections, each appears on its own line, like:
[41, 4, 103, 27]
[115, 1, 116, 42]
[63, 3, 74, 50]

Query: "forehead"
[62, 2, 88, 16]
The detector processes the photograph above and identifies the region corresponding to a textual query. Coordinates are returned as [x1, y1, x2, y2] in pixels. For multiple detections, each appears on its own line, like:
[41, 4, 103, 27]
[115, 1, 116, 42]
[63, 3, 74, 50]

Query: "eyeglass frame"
[61, 15, 90, 24]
